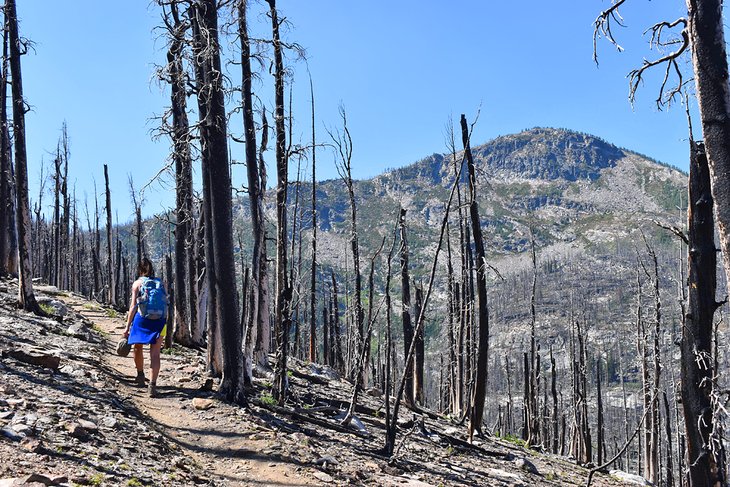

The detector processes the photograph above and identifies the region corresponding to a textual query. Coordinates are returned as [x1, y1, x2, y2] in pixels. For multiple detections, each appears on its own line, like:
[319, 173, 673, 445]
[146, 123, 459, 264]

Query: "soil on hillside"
[0, 277, 644, 487]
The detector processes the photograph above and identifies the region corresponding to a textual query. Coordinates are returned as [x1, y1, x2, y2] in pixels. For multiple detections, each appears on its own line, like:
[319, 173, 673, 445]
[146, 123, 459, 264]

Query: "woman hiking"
[123, 257, 168, 398]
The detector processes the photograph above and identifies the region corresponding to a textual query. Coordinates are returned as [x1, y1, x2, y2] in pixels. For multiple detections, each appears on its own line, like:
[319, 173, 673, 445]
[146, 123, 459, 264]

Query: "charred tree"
[0, 23, 10, 277]
[398, 208, 415, 406]
[267, 0, 293, 405]
[462, 114, 489, 441]
[308, 74, 317, 363]
[103, 164, 114, 306]
[413, 285, 425, 405]
[331, 270, 343, 370]
[526, 233, 540, 446]
[161, 0, 197, 348]
[682, 141, 723, 486]
[342, 237, 386, 426]
[6, 0, 39, 313]
[684, 0, 730, 294]
[192, 0, 243, 403]
[384, 141, 463, 456]
[238, 0, 269, 382]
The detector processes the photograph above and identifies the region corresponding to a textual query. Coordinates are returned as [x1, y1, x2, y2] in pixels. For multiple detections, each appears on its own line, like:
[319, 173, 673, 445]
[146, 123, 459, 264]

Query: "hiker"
[123, 257, 168, 398]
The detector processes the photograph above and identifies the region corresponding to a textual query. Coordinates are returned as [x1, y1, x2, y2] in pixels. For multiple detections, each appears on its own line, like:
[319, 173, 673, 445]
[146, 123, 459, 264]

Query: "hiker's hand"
[123, 329, 130, 338]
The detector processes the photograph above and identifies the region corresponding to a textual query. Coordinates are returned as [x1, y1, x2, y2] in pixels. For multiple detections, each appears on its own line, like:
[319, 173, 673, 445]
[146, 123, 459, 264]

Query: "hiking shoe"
[135, 371, 146, 387]
[148, 382, 158, 398]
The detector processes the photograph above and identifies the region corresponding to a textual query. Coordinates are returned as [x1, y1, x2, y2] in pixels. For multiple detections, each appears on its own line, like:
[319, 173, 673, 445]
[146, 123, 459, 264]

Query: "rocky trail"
[0, 277, 646, 486]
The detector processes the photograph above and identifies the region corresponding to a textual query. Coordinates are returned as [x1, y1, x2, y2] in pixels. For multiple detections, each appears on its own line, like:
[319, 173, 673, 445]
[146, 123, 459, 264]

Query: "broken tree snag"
[461, 114, 489, 441]
[384, 139, 464, 457]
[399, 208, 415, 407]
[682, 141, 722, 487]
[342, 237, 386, 427]
[6, 0, 40, 313]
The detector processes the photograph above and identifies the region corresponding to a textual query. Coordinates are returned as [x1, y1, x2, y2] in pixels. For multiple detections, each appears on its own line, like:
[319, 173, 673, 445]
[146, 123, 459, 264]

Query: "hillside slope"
[0, 276, 646, 486]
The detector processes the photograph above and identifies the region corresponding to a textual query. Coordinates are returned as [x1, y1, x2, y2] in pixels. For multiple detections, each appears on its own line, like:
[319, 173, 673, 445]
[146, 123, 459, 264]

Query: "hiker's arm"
[123, 281, 139, 337]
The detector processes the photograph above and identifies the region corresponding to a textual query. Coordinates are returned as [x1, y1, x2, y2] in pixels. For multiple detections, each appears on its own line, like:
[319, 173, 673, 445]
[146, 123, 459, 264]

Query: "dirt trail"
[65, 297, 322, 487]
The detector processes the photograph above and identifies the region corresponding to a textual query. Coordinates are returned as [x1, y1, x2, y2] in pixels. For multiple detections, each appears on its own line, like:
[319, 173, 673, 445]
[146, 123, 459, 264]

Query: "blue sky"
[20, 1, 694, 221]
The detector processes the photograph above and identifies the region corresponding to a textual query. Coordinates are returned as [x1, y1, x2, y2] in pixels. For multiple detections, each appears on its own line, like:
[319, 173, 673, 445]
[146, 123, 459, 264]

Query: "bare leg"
[149, 340, 162, 384]
[134, 344, 144, 373]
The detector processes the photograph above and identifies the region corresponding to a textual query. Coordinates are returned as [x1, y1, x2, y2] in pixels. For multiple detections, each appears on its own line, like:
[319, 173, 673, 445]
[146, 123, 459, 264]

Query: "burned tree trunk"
[596, 358, 605, 466]
[414, 285, 425, 405]
[0, 23, 9, 277]
[267, 0, 292, 405]
[331, 270, 343, 370]
[342, 237, 386, 426]
[685, 0, 730, 294]
[193, 0, 243, 403]
[462, 113, 489, 441]
[162, 0, 196, 347]
[309, 74, 318, 364]
[103, 164, 114, 306]
[399, 208, 415, 406]
[6, 0, 39, 313]
[384, 143, 463, 456]
[238, 0, 269, 383]
[682, 141, 722, 486]
[526, 233, 540, 446]
[190, 1, 220, 375]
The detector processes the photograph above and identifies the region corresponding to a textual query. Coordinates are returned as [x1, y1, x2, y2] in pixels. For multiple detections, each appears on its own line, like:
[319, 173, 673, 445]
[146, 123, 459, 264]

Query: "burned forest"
[2, 1, 730, 486]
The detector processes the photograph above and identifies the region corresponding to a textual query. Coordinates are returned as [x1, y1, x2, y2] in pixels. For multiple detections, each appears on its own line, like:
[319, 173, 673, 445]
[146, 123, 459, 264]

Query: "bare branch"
[593, 0, 629, 65]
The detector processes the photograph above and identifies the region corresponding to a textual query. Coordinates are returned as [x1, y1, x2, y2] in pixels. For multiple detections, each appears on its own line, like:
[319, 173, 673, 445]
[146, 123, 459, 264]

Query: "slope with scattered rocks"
[0, 276, 646, 486]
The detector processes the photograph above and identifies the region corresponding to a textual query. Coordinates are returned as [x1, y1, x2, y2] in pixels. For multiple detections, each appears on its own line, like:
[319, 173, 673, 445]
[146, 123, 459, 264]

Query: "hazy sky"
[19, 0, 695, 221]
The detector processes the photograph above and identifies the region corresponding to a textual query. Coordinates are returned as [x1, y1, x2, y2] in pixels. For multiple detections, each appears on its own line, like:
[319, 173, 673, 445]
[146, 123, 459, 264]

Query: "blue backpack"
[137, 277, 167, 320]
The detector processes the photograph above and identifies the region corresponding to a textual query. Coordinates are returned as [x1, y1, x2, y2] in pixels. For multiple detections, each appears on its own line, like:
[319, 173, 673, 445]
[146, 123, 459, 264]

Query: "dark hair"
[138, 258, 154, 278]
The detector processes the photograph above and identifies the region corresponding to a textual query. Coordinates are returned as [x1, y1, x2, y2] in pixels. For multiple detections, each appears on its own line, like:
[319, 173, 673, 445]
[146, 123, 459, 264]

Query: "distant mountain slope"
[305, 127, 684, 263]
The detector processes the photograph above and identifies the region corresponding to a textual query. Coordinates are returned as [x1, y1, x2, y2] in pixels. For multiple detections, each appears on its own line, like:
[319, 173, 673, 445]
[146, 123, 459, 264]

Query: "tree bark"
[682, 141, 722, 486]
[462, 114, 489, 441]
[0, 23, 9, 277]
[103, 165, 114, 306]
[238, 0, 269, 383]
[267, 0, 292, 405]
[413, 285, 425, 405]
[6, 0, 39, 313]
[398, 208, 415, 406]
[193, 0, 243, 403]
[164, 0, 196, 347]
[685, 0, 730, 296]
[308, 74, 318, 364]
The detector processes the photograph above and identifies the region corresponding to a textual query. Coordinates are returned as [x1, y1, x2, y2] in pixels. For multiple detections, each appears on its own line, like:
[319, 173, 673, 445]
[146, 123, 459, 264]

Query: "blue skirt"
[128, 313, 166, 345]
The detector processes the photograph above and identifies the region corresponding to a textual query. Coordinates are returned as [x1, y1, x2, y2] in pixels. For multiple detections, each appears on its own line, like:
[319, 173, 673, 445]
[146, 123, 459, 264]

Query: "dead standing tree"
[238, 0, 270, 382]
[461, 113, 490, 441]
[158, 0, 198, 348]
[0, 22, 10, 278]
[328, 106, 364, 382]
[384, 134, 465, 456]
[191, 0, 244, 403]
[682, 141, 724, 486]
[6, 0, 40, 313]
[399, 208, 415, 407]
[525, 232, 541, 447]
[266, 0, 294, 405]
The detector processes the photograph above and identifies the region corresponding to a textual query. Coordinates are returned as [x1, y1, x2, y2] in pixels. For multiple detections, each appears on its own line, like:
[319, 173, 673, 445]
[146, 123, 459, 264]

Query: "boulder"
[4, 348, 60, 370]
